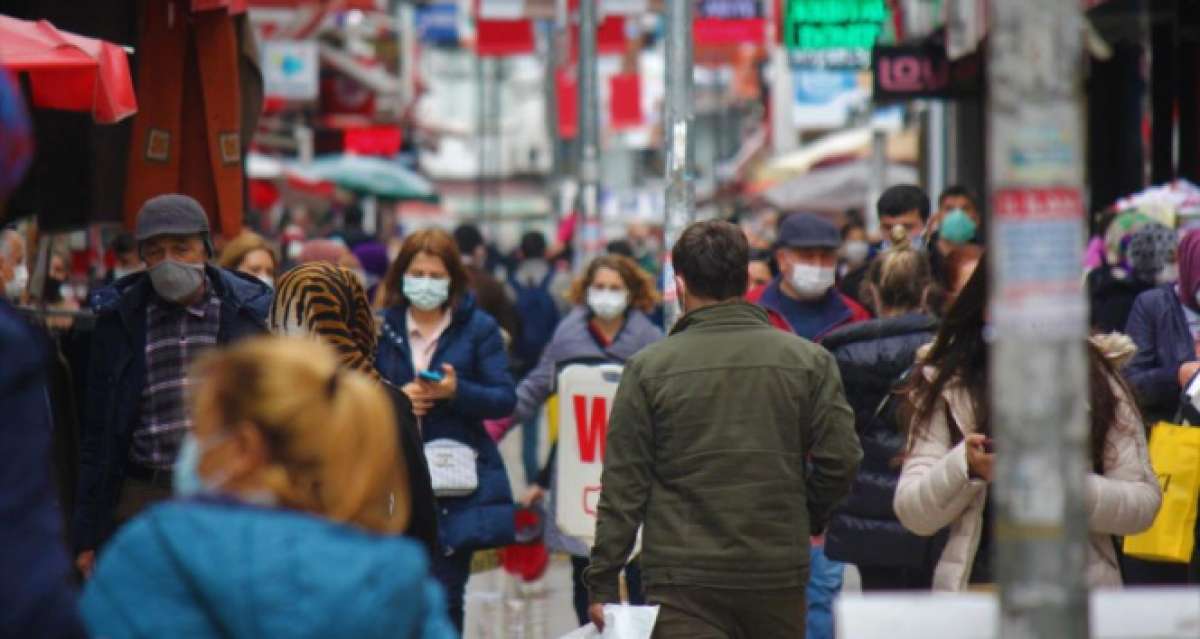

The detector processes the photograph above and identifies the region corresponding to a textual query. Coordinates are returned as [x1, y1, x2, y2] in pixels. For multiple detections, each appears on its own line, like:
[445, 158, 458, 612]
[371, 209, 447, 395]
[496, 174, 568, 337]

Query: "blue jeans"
[806, 546, 843, 639]
[431, 550, 474, 634]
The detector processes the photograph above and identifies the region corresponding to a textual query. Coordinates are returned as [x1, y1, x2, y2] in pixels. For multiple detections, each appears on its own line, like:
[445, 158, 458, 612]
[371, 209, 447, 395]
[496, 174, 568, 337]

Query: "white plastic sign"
[556, 363, 623, 543]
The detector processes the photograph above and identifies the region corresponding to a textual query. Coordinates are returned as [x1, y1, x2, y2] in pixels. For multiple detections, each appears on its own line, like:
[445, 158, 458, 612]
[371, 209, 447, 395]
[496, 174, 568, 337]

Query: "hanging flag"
[557, 69, 578, 138]
[476, 18, 536, 56]
[570, 15, 628, 60]
[608, 72, 642, 130]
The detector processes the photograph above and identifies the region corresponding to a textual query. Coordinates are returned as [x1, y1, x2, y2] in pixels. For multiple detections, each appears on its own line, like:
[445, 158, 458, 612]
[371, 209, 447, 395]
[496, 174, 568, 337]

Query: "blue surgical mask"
[403, 275, 450, 311]
[940, 208, 978, 244]
[173, 432, 230, 498]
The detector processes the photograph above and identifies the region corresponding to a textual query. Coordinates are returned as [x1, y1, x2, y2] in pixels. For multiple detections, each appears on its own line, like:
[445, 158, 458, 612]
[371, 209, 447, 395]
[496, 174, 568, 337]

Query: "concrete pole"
[574, 0, 602, 271]
[986, 1, 1090, 637]
[866, 127, 886, 236]
[766, 0, 796, 154]
[662, 0, 694, 330]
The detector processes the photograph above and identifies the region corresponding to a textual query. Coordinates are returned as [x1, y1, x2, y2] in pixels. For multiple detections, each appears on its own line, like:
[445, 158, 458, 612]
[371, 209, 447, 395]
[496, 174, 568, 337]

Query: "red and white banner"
[555, 363, 623, 542]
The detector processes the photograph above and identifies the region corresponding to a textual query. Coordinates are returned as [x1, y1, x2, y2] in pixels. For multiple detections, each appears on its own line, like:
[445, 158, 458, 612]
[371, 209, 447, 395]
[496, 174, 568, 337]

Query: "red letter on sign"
[573, 395, 608, 462]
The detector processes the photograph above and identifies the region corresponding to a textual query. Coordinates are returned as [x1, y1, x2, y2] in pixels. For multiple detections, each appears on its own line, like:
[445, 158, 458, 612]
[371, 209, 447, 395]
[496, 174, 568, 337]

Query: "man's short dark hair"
[938, 184, 977, 208]
[520, 231, 548, 259]
[877, 185, 931, 221]
[111, 232, 136, 255]
[840, 220, 865, 240]
[672, 220, 748, 301]
[453, 224, 484, 255]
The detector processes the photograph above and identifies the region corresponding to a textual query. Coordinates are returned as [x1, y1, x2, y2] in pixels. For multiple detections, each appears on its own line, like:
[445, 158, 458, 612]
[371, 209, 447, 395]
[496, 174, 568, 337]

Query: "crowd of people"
[0, 87, 1195, 638]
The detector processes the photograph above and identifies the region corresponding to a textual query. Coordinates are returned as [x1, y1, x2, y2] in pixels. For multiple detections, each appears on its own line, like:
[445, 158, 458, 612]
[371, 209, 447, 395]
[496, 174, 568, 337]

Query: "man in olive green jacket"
[585, 220, 861, 638]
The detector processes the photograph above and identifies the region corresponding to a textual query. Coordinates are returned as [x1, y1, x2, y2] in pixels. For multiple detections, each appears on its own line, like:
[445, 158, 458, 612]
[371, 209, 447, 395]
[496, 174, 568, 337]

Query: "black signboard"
[871, 32, 983, 101]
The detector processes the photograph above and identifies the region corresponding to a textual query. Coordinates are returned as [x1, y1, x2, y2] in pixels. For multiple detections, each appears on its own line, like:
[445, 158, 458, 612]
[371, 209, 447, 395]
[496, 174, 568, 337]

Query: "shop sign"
[416, 3, 458, 45]
[262, 40, 319, 100]
[872, 38, 982, 101]
[784, 0, 888, 67]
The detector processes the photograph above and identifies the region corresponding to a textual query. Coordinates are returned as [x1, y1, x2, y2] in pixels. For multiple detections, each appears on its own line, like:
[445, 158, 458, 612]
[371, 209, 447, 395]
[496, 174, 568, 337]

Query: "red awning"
[0, 15, 137, 123]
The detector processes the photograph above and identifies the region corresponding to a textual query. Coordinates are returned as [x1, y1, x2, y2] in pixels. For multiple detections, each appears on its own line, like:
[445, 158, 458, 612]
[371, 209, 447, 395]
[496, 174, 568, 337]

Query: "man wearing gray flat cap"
[73, 194, 271, 577]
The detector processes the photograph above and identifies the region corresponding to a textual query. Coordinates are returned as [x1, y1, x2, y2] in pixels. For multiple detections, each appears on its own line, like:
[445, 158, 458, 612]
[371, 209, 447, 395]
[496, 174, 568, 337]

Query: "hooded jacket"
[821, 313, 940, 569]
[73, 266, 271, 551]
[584, 302, 861, 601]
[81, 500, 454, 639]
[376, 294, 518, 554]
[893, 335, 1161, 590]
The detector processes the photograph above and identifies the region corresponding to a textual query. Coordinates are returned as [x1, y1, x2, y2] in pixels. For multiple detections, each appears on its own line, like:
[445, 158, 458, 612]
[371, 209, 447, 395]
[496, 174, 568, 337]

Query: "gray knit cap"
[135, 194, 213, 256]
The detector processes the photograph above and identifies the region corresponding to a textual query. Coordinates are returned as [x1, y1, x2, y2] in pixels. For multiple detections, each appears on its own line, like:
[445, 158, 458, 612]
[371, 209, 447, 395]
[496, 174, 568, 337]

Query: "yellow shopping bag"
[1123, 421, 1200, 563]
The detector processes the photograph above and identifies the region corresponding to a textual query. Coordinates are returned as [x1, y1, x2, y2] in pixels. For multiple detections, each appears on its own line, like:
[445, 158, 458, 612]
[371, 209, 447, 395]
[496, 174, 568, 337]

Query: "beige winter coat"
[893, 334, 1162, 591]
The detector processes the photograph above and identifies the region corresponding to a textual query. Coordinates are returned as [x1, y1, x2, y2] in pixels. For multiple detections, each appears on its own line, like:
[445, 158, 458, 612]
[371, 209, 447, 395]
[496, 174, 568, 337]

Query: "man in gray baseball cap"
[73, 194, 271, 577]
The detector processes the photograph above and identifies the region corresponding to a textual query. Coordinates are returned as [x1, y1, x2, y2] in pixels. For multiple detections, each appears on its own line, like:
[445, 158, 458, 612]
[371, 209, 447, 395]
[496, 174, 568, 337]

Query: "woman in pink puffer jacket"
[893, 264, 1161, 591]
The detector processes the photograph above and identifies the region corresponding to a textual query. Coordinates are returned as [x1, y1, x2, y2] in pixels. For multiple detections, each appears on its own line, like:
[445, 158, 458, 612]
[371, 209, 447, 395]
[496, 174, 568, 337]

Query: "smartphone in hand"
[418, 369, 445, 383]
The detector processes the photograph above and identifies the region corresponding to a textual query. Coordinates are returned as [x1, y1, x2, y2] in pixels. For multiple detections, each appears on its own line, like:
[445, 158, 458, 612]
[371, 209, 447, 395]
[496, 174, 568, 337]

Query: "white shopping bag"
[557, 604, 660, 639]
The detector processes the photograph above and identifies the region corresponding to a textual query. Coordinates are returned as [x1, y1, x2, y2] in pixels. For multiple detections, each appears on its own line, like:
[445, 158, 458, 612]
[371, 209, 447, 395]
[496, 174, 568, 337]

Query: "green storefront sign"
[785, 0, 889, 64]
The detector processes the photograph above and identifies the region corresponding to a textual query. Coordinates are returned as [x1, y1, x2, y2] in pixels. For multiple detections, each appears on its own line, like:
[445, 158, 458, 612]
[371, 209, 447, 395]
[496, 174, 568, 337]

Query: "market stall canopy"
[747, 126, 917, 195]
[0, 15, 136, 123]
[761, 159, 919, 214]
[300, 154, 437, 201]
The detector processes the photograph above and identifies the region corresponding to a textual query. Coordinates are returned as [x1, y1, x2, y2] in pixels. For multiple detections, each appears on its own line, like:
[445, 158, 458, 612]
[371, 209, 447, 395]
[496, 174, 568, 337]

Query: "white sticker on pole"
[671, 121, 687, 172]
[991, 187, 1086, 339]
[556, 363, 623, 543]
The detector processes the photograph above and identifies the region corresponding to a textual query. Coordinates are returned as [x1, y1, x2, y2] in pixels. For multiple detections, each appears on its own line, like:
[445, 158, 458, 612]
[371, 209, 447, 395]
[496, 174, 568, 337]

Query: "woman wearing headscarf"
[1088, 212, 1176, 333]
[269, 263, 437, 554]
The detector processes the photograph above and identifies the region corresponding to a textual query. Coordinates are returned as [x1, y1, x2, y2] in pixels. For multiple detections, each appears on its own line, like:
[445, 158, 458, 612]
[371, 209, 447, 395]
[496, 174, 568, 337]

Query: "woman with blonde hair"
[217, 231, 278, 287]
[821, 238, 943, 590]
[79, 337, 454, 639]
[496, 253, 663, 625]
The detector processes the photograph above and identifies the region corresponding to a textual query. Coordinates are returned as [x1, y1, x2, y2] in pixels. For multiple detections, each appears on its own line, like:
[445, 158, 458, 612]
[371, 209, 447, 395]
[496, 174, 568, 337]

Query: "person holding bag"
[1125, 228, 1200, 583]
[375, 228, 518, 632]
[895, 263, 1161, 591]
[502, 254, 664, 625]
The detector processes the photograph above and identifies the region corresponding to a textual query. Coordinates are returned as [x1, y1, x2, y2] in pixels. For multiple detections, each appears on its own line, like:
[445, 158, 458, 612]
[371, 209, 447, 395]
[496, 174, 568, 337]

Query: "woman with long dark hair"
[893, 263, 1160, 590]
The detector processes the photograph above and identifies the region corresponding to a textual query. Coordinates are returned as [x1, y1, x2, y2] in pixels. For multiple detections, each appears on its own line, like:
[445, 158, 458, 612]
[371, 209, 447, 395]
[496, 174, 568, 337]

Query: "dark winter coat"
[1124, 284, 1193, 423]
[0, 300, 86, 638]
[376, 294, 518, 555]
[73, 266, 271, 552]
[1088, 267, 1155, 334]
[820, 314, 943, 569]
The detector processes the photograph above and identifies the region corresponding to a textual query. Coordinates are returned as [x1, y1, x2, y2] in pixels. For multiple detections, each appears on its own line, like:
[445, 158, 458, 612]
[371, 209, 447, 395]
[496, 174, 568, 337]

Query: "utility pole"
[766, 0, 796, 154]
[662, 0, 694, 329]
[543, 0, 569, 226]
[987, 1, 1089, 637]
[574, 0, 602, 271]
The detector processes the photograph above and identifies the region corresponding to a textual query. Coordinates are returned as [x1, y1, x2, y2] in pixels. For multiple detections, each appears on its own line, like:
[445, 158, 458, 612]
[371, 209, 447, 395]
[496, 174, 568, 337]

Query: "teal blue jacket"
[81, 499, 455, 639]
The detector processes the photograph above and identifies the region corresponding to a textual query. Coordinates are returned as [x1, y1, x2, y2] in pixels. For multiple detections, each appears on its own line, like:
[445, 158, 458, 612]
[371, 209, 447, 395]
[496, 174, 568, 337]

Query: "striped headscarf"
[270, 263, 381, 381]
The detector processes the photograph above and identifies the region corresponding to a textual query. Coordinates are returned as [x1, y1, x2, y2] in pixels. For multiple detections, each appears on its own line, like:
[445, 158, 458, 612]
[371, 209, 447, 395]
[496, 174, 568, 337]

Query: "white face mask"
[5, 263, 28, 300]
[842, 240, 870, 265]
[789, 263, 835, 299]
[587, 288, 629, 320]
[403, 275, 450, 311]
[256, 274, 275, 289]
